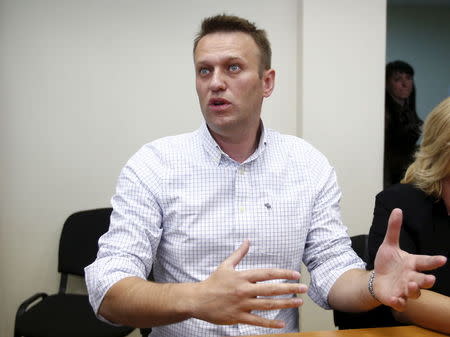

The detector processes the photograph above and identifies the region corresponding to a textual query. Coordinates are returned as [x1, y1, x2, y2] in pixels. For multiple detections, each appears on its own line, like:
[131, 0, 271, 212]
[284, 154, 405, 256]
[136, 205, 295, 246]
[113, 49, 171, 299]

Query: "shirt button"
[239, 207, 245, 213]
[239, 167, 245, 175]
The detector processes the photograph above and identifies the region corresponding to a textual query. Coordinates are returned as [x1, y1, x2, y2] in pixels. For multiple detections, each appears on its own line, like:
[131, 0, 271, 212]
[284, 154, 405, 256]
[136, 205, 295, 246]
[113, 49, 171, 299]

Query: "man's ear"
[262, 69, 275, 98]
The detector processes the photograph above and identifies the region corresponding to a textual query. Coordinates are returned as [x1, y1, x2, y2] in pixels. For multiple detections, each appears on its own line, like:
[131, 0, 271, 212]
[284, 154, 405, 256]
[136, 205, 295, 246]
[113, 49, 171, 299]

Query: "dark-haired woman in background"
[384, 60, 423, 188]
[369, 97, 450, 334]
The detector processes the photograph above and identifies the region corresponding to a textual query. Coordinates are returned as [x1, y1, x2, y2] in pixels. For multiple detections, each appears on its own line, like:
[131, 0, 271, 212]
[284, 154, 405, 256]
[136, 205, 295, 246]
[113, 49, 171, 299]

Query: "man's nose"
[209, 71, 226, 91]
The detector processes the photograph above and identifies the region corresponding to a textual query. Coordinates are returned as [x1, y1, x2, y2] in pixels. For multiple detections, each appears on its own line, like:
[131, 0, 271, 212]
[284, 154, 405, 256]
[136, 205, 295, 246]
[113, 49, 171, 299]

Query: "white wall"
[0, 1, 297, 336]
[298, 0, 386, 331]
[0, 1, 385, 336]
[301, 1, 386, 236]
[387, 4, 450, 120]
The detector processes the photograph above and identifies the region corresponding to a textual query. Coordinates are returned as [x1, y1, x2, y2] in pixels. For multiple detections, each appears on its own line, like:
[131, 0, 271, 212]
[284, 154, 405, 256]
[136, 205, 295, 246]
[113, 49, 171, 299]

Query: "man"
[85, 15, 446, 336]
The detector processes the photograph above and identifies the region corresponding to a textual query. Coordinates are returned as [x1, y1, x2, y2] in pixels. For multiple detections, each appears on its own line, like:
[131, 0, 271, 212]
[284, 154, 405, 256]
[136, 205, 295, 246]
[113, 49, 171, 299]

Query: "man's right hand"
[189, 240, 307, 329]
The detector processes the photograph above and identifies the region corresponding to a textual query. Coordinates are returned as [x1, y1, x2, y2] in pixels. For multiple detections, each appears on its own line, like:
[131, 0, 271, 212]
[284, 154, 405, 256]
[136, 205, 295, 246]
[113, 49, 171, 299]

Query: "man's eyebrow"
[227, 56, 244, 62]
[196, 55, 245, 65]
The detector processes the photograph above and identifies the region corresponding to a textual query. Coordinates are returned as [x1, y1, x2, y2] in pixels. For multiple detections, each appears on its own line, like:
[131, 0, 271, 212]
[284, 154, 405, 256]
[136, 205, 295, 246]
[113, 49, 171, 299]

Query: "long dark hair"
[384, 60, 423, 187]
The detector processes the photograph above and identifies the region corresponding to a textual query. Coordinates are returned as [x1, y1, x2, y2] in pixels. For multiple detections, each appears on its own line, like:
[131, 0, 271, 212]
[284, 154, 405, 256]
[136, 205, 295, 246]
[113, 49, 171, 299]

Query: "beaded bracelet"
[368, 270, 380, 302]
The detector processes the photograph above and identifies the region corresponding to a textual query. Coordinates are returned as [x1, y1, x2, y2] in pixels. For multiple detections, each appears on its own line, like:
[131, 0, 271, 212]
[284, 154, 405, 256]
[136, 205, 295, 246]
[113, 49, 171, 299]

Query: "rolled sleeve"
[303, 163, 366, 309]
[85, 147, 163, 317]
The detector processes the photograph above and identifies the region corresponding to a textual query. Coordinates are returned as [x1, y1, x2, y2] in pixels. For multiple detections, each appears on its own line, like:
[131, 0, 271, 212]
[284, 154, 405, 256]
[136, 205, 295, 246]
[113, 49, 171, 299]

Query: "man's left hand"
[373, 208, 447, 311]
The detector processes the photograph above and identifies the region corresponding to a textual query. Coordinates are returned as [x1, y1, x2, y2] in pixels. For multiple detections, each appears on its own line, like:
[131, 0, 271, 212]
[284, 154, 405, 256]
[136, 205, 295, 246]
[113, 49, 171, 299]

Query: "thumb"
[222, 239, 250, 268]
[383, 208, 402, 247]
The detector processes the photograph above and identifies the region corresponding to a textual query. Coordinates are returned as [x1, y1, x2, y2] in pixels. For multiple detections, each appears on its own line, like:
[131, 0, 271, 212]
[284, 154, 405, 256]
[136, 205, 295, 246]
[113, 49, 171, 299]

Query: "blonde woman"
[368, 96, 450, 334]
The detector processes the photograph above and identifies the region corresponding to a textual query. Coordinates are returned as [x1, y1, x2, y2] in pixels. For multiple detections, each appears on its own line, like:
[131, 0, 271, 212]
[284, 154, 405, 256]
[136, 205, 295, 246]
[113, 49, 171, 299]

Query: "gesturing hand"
[373, 208, 447, 311]
[191, 240, 307, 329]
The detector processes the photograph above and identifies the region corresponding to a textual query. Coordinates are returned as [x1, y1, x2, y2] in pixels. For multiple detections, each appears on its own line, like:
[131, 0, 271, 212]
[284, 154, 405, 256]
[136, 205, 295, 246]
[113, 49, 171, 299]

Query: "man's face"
[386, 72, 413, 101]
[194, 32, 274, 138]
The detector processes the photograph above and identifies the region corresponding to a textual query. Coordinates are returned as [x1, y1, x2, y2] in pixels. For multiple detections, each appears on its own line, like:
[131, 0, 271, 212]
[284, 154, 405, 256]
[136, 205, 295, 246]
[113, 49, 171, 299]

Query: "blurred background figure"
[369, 96, 450, 334]
[384, 60, 423, 188]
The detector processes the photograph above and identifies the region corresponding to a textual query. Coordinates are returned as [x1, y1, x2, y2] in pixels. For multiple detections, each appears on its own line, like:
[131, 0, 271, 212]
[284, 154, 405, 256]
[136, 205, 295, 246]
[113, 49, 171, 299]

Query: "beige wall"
[298, 0, 386, 330]
[0, 0, 384, 336]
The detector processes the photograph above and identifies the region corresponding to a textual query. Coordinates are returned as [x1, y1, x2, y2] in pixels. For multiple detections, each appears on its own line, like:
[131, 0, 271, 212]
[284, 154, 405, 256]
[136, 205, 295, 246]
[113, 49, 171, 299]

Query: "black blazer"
[334, 183, 449, 329]
[368, 183, 449, 296]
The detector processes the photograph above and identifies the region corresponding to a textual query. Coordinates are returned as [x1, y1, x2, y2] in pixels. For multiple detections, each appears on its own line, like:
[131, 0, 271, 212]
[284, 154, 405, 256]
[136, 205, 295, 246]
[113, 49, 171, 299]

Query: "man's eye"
[199, 68, 210, 75]
[229, 64, 241, 72]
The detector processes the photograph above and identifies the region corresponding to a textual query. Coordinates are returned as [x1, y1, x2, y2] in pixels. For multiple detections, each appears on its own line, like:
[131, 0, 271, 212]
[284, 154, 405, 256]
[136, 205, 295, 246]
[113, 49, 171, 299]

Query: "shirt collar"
[199, 121, 268, 166]
[199, 122, 223, 165]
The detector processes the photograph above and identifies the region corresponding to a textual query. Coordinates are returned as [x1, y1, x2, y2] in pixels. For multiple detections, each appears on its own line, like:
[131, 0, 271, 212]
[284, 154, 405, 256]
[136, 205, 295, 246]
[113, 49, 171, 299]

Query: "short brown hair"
[193, 14, 272, 74]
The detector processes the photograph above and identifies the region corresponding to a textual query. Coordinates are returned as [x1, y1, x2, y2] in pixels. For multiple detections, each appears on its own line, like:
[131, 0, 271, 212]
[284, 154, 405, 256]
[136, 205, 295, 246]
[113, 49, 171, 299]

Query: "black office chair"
[14, 208, 135, 337]
[348, 234, 369, 262]
[333, 234, 371, 330]
[333, 234, 399, 330]
[140, 327, 152, 337]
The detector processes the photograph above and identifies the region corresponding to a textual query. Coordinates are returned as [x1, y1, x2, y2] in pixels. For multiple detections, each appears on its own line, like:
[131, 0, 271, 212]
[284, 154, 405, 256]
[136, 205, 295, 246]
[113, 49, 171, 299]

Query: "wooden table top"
[240, 326, 448, 337]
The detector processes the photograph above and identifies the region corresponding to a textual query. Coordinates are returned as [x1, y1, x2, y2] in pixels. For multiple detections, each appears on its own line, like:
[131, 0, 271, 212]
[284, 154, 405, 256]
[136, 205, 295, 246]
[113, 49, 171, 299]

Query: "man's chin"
[206, 118, 239, 135]
[204, 114, 235, 127]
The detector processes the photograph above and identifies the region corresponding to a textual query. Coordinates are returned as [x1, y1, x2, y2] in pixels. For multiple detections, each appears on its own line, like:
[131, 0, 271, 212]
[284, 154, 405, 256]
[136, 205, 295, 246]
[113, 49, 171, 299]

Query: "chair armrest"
[16, 293, 48, 317]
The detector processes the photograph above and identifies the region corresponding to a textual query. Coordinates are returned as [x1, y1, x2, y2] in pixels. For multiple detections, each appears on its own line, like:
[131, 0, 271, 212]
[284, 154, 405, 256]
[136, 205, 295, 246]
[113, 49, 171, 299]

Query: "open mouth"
[208, 98, 231, 111]
[209, 98, 230, 106]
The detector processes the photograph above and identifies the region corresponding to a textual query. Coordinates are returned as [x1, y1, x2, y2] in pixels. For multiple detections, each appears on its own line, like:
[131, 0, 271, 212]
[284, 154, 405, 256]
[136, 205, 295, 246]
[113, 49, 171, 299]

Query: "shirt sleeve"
[84, 146, 163, 318]
[303, 159, 366, 309]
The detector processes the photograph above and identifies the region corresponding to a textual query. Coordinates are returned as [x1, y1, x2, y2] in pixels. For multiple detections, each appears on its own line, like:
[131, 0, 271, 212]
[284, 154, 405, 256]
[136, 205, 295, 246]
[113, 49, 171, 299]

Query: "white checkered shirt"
[85, 122, 365, 336]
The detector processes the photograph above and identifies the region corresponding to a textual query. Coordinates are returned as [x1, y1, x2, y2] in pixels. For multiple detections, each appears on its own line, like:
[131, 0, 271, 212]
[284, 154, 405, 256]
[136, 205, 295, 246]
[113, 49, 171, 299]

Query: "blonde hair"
[402, 96, 450, 198]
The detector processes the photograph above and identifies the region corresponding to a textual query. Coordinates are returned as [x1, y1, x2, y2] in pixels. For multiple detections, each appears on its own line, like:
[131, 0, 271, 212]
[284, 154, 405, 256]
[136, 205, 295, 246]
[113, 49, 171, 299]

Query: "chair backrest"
[58, 208, 112, 277]
[140, 328, 152, 337]
[333, 234, 371, 330]
[350, 234, 369, 262]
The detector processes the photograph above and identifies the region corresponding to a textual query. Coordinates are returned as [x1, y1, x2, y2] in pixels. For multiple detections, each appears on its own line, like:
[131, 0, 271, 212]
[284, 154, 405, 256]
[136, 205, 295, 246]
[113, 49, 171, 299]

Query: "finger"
[414, 255, 447, 272]
[223, 240, 250, 268]
[242, 268, 301, 282]
[403, 272, 436, 291]
[383, 208, 402, 247]
[389, 296, 407, 312]
[238, 312, 286, 329]
[245, 297, 303, 311]
[248, 283, 308, 297]
[406, 282, 420, 299]
[416, 274, 436, 289]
